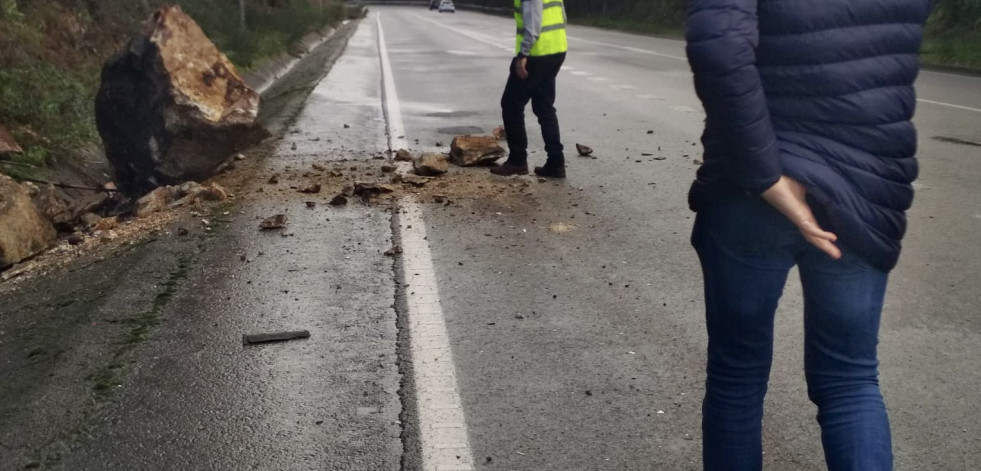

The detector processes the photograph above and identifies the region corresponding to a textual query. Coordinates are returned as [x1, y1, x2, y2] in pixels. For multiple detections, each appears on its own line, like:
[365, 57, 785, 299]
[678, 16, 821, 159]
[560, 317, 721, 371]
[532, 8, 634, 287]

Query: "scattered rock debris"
[329, 195, 349, 206]
[414, 153, 450, 176]
[384, 245, 403, 257]
[298, 182, 322, 194]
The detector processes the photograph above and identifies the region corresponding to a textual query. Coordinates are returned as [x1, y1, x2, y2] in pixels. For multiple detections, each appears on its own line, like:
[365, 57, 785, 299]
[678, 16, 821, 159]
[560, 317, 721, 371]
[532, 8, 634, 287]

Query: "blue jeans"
[691, 195, 893, 471]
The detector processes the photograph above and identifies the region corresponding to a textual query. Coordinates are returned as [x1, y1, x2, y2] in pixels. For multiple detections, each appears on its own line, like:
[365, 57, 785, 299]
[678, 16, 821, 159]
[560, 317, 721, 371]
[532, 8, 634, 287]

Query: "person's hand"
[514, 57, 529, 80]
[761, 176, 842, 260]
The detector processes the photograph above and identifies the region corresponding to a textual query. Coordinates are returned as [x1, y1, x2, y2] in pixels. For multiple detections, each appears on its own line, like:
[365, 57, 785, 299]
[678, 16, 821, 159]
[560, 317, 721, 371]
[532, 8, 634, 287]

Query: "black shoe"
[534, 164, 566, 179]
[490, 163, 529, 176]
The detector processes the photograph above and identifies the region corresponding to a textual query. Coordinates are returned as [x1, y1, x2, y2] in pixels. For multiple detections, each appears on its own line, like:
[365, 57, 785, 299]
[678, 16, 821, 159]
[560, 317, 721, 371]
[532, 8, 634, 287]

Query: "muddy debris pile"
[96, 5, 268, 198]
[135, 182, 231, 217]
[256, 155, 539, 209]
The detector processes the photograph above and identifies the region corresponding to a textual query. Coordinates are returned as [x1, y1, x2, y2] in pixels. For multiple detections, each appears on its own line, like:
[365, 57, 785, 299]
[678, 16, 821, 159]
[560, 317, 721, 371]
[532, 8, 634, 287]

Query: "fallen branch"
[16, 177, 120, 193]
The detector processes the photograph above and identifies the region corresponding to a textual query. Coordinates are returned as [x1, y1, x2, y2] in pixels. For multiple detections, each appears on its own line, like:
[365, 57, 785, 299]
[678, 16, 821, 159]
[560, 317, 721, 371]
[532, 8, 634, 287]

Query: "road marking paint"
[917, 98, 981, 114]
[376, 14, 408, 151]
[587, 76, 611, 82]
[568, 36, 688, 61]
[637, 94, 666, 100]
[671, 105, 701, 113]
[377, 14, 475, 470]
[409, 12, 513, 53]
[612, 84, 638, 91]
[400, 201, 476, 471]
[922, 69, 981, 82]
[569, 70, 591, 76]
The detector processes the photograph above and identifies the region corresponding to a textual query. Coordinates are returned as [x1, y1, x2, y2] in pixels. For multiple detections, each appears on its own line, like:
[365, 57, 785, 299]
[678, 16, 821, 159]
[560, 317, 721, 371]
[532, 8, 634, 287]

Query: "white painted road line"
[377, 13, 476, 470]
[400, 202, 476, 471]
[917, 98, 981, 114]
[377, 14, 408, 151]
[568, 36, 689, 61]
[409, 12, 513, 53]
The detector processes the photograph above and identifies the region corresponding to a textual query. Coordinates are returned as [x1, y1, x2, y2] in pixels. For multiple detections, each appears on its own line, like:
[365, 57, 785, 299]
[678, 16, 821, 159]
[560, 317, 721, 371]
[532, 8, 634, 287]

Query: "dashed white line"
[568, 36, 688, 61]
[670, 105, 701, 113]
[400, 202, 476, 471]
[917, 98, 981, 114]
[922, 69, 981, 82]
[377, 14, 408, 151]
[409, 12, 512, 53]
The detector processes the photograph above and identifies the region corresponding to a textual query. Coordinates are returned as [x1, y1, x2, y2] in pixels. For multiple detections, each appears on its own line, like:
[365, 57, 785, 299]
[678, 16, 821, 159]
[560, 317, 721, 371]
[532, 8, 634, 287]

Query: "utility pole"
[239, 0, 246, 31]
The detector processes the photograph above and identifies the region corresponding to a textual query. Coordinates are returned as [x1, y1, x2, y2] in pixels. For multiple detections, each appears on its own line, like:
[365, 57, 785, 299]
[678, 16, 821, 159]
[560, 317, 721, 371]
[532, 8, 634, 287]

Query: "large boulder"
[0, 123, 22, 156]
[96, 6, 268, 198]
[0, 175, 56, 269]
[450, 135, 505, 166]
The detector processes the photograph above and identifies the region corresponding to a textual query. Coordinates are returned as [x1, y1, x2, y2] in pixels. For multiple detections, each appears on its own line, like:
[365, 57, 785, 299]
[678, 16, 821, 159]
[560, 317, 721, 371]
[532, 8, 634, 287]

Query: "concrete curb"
[243, 25, 340, 94]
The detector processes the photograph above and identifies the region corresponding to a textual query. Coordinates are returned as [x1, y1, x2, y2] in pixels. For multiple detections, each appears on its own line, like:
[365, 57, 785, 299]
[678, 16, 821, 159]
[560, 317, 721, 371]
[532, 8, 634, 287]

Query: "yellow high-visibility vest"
[515, 0, 568, 57]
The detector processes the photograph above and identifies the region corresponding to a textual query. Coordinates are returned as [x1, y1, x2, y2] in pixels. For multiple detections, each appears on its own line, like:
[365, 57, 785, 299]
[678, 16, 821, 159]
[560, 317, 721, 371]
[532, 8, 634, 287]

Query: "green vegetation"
[0, 0, 349, 180]
[923, 0, 981, 68]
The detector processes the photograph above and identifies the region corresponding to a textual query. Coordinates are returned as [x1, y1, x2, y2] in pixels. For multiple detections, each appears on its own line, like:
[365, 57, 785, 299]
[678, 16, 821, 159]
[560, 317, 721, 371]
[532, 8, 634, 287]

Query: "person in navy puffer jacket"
[685, 0, 934, 469]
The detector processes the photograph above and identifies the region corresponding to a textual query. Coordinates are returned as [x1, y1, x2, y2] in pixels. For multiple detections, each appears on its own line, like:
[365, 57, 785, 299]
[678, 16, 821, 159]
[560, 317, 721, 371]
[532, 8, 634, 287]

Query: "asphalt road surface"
[372, 6, 981, 470]
[2, 6, 979, 471]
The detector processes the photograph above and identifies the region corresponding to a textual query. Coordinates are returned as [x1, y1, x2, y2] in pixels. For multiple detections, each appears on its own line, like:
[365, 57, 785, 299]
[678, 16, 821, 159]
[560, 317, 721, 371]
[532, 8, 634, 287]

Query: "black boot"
[490, 162, 529, 176]
[534, 162, 565, 178]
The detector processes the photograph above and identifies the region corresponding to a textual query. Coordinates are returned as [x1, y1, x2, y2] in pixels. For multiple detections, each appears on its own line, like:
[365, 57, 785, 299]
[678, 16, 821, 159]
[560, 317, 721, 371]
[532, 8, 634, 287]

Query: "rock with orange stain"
[96, 5, 267, 197]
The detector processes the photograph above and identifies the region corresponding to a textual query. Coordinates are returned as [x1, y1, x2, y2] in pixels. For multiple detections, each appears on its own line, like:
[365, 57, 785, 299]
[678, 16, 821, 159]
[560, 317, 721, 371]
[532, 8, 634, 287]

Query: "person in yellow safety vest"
[490, 0, 569, 178]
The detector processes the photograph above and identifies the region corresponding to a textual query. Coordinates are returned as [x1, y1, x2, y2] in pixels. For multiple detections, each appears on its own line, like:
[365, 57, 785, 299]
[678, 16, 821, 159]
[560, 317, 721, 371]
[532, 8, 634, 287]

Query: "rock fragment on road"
[394, 149, 414, 162]
[298, 182, 322, 194]
[353, 182, 394, 198]
[259, 214, 287, 230]
[576, 143, 594, 156]
[414, 153, 449, 176]
[450, 135, 505, 166]
[493, 125, 507, 141]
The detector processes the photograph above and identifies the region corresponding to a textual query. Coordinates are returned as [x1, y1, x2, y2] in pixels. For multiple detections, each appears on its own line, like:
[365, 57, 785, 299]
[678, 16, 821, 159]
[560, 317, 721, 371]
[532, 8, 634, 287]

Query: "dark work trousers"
[500, 52, 566, 167]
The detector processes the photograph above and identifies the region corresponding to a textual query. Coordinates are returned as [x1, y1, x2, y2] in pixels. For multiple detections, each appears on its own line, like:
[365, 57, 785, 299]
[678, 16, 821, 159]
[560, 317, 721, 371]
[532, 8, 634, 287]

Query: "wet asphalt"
[1, 6, 980, 471]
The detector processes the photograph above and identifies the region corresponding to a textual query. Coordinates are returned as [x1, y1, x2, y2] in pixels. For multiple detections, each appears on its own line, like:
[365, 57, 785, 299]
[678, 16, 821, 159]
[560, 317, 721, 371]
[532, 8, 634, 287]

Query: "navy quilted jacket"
[686, 0, 934, 272]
